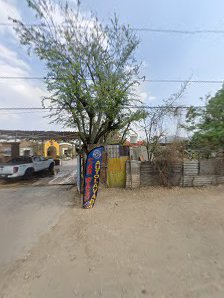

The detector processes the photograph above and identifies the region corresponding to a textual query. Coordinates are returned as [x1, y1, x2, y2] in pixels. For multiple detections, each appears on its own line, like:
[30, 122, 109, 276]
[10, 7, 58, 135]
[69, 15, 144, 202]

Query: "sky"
[0, 0, 224, 132]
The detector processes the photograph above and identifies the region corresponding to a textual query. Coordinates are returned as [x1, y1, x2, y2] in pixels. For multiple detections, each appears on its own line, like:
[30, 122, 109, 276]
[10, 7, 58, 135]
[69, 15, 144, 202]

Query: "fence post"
[126, 160, 141, 188]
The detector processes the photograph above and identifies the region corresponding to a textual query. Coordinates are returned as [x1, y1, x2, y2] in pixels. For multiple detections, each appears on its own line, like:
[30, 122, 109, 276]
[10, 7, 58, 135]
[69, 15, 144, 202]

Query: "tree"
[185, 87, 224, 150]
[11, 0, 144, 150]
[140, 83, 187, 160]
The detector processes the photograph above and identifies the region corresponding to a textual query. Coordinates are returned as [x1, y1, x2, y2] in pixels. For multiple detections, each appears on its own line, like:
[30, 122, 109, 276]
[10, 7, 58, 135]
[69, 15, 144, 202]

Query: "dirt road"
[1, 185, 224, 298]
[0, 159, 76, 266]
[0, 185, 75, 267]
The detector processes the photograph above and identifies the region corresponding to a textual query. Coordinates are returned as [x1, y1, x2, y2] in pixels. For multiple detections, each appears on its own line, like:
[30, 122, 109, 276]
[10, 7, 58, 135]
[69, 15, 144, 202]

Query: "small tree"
[185, 87, 224, 150]
[140, 83, 187, 160]
[11, 0, 144, 150]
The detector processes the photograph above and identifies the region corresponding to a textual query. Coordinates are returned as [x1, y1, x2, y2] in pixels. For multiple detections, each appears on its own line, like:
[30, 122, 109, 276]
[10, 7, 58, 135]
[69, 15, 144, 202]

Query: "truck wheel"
[48, 163, 55, 175]
[23, 168, 34, 180]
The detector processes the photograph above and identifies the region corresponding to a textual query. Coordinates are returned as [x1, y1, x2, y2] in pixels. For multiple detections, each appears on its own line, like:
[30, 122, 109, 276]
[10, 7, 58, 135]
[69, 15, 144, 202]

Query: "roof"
[0, 130, 79, 142]
[125, 140, 144, 147]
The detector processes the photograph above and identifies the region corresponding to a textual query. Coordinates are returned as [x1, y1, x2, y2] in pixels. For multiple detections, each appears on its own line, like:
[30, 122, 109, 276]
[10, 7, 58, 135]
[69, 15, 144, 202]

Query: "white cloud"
[0, 0, 107, 130]
[139, 92, 148, 102]
[0, 41, 53, 129]
[139, 91, 156, 102]
[148, 95, 157, 101]
[0, 0, 21, 37]
[0, 1, 71, 130]
[0, 41, 45, 107]
[135, 82, 157, 104]
[0, 63, 26, 77]
[0, 45, 63, 129]
[0, 0, 21, 20]
[0, 44, 30, 72]
[0, 111, 20, 121]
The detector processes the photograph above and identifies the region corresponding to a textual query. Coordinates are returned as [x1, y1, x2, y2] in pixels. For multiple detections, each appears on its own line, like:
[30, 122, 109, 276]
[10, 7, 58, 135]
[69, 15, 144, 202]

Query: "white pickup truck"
[0, 156, 55, 179]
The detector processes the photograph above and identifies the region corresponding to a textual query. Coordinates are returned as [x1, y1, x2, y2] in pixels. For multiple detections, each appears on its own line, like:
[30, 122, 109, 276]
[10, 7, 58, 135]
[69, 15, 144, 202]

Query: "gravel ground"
[1, 185, 224, 298]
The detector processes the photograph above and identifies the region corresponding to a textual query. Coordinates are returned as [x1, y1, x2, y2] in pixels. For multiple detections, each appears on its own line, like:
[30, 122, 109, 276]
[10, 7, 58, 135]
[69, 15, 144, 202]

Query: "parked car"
[0, 156, 55, 179]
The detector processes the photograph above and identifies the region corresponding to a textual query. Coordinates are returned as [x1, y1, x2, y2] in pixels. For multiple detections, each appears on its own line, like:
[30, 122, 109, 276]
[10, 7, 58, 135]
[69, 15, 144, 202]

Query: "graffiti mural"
[83, 146, 104, 209]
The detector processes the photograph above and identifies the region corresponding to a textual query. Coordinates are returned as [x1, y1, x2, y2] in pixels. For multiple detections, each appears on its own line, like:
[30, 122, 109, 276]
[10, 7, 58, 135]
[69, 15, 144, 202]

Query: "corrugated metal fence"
[126, 159, 224, 188]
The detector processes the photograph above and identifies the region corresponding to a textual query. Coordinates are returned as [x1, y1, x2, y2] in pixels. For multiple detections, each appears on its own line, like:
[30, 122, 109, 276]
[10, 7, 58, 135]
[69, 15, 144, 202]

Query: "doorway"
[47, 146, 57, 159]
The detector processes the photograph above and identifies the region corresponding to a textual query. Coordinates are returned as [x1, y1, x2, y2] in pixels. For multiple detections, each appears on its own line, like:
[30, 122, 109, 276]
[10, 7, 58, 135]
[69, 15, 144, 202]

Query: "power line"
[132, 28, 224, 35]
[0, 108, 50, 111]
[0, 110, 49, 114]
[0, 76, 222, 84]
[0, 76, 47, 80]
[2, 22, 224, 34]
[126, 105, 205, 109]
[143, 79, 223, 84]
[0, 105, 205, 111]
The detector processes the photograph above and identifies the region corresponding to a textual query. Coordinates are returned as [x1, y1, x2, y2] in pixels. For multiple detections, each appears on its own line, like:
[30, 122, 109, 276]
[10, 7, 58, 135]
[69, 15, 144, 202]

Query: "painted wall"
[44, 140, 60, 157]
[107, 157, 128, 188]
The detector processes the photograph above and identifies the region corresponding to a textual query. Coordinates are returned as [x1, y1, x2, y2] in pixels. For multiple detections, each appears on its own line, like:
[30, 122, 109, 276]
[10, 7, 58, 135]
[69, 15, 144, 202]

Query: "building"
[0, 130, 78, 162]
[43, 140, 60, 158]
[59, 142, 76, 158]
[0, 142, 20, 163]
[19, 140, 76, 159]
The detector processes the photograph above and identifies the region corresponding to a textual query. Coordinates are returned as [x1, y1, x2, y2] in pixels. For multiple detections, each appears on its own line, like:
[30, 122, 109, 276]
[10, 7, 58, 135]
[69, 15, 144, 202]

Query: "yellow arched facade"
[43, 140, 60, 158]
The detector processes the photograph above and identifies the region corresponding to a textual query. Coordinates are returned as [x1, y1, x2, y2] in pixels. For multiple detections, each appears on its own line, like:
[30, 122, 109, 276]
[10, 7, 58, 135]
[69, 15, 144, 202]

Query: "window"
[33, 157, 41, 162]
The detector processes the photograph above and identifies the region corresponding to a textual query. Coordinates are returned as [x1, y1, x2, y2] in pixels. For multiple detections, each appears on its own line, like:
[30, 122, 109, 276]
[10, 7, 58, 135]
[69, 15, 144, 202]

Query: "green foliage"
[185, 87, 224, 149]
[10, 0, 144, 147]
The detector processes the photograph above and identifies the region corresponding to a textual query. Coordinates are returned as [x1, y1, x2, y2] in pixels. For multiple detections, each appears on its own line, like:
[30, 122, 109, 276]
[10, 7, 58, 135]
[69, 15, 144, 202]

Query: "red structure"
[124, 140, 144, 147]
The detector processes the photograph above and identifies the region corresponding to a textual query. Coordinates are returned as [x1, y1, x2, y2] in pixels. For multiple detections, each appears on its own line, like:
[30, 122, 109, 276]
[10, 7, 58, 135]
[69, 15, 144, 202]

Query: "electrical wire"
[0, 110, 49, 115]
[1, 22, 224, 34]
[0, 76, 222, 84]
[0, 105, 205, 112]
